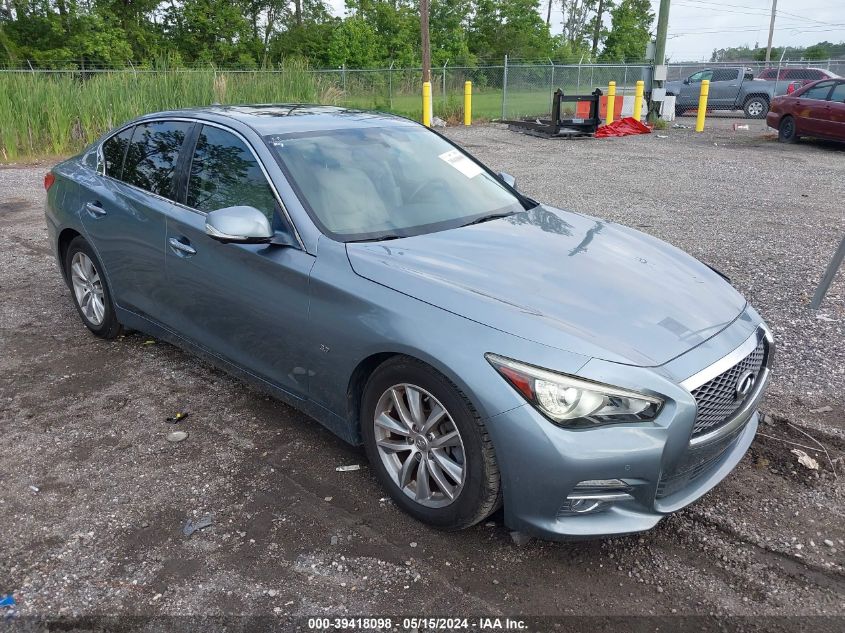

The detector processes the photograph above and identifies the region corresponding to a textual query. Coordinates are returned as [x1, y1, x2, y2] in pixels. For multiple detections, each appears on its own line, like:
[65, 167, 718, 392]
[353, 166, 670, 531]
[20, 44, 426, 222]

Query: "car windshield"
[265, 125, 526, 241]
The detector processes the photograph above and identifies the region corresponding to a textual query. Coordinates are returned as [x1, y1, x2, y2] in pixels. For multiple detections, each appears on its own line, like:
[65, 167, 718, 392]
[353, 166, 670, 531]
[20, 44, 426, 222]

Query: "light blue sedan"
[44, 105, 773, 539]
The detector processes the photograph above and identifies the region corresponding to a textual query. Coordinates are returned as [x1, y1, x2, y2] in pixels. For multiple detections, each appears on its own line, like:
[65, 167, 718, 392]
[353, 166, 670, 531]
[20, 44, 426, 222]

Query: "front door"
[160, 123, 316, 398]
[795, 81, 835, 136]
[679, 70, 712, 110]
[823, 82, 845, 140]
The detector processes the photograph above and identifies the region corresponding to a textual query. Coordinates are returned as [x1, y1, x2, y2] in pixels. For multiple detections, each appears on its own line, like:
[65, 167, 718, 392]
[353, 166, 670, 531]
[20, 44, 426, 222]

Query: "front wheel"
[65, 236, 123, 339]
[744, 96, 769, 119]
[778, 115, 799, 144]
[361, 356, 501, 530]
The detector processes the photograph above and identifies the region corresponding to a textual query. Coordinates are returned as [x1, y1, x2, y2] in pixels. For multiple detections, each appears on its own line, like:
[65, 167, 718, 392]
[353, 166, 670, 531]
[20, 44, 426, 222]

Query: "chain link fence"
[2, 57, 843, 122]
[297, 58, 845, 120]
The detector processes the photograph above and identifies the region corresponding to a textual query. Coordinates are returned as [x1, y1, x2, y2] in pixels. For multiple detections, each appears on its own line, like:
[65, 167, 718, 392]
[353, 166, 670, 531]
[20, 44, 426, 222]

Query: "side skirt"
[115, 306, 361, 445]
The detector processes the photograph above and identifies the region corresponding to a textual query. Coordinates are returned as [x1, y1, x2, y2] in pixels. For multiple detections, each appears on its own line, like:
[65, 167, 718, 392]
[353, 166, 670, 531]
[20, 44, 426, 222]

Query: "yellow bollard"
[695, 79, 710, 132]
[633, 80, 644, 122]
[422, 81, 432, 127]
[605, 81, 616, 125]
[464, 81, 472, 126]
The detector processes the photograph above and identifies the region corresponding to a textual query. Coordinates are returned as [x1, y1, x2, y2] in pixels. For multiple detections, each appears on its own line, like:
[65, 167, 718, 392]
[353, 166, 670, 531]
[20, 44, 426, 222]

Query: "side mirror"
[206, 206, 273, 244]
[683, 78, 690, 85]
[498, 171, 517, 190]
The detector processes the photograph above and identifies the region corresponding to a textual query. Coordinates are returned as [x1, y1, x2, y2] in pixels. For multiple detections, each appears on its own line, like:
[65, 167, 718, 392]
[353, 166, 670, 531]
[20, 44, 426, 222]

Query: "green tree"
[164, 0, 255, 65]
[469, 0, 554, 61]
[599, 0, 652, 62]
[430, 0, 473, 65]
[327, 16, 383, 67]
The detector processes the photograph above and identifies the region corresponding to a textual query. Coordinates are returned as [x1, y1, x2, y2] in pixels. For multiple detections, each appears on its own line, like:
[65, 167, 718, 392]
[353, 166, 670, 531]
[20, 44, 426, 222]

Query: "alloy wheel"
[70, 252, 105, 326]
[373, 384, 466, 508]
[747, 101, 765, 117]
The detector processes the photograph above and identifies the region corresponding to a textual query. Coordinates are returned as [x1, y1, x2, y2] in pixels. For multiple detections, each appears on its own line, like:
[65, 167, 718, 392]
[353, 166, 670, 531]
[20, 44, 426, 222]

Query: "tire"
[361, 356, 501, 531]
[65, 236, 123, 339]
[778, 115, 799, 144]
[675, 105, 686, 117]
[744, 96, 769, 119]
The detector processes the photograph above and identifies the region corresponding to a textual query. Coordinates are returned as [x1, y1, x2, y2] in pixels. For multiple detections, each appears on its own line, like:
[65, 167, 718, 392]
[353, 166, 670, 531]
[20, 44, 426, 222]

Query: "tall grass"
[0, 60, 320, 161]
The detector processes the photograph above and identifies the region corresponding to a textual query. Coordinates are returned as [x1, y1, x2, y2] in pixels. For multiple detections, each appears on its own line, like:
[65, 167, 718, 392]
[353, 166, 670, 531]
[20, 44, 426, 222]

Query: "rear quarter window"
[102, 127, 134, 179]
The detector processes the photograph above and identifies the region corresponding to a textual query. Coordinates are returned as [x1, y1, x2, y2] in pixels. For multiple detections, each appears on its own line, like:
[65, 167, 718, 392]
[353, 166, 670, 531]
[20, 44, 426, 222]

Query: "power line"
[673, 0, 835, 25]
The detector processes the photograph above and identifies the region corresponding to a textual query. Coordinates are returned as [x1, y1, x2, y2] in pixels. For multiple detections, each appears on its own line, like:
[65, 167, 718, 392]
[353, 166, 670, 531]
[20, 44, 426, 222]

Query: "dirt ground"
[0, 116, 843, 631]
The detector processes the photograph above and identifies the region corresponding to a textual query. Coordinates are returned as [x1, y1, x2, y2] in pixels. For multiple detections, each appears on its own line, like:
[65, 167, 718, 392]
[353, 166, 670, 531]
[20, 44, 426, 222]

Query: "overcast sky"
[325, 0, 844, 62]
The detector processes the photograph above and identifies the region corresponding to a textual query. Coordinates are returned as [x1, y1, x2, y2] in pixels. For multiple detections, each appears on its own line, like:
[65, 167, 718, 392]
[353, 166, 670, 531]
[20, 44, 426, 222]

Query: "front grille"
[656, 424, 744, 498]
[690, 339, 767, 437]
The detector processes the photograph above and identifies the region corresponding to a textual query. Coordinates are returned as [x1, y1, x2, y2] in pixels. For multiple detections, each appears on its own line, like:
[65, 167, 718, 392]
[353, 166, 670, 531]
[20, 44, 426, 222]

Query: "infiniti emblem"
[735, 370, 757, 400]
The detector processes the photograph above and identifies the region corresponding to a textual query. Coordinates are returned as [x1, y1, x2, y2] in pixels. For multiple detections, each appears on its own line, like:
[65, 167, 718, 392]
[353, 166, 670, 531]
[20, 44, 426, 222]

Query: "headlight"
[485, 353, 663, 428]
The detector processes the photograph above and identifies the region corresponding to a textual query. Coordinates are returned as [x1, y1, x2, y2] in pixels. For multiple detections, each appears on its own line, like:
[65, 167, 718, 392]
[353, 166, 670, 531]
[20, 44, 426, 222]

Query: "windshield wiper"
[461, 211, 514, 227]
[348, 234, 405, 243]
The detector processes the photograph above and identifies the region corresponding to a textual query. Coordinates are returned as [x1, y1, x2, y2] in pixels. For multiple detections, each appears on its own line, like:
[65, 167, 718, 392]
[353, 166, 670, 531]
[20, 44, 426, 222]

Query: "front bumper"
[488, 314, 771, 540]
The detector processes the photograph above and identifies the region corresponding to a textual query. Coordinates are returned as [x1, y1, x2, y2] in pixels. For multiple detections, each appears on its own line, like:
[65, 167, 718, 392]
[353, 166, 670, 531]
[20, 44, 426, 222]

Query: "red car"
[756, 67, 840, 86]
[767, 79, 845, 143]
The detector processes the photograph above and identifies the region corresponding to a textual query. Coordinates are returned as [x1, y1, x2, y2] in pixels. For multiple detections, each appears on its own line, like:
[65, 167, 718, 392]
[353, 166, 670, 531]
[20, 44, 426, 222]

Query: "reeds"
[0, 60, 319, 161]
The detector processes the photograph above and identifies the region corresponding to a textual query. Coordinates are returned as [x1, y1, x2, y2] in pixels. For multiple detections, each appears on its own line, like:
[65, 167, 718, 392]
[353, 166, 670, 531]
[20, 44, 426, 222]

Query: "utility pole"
[420, 0, 431, 84]
[420, 0, 432, 122]
[765, 0, 777, 63]
[546, 0, 553, 26]
[648, 0, 670, 123]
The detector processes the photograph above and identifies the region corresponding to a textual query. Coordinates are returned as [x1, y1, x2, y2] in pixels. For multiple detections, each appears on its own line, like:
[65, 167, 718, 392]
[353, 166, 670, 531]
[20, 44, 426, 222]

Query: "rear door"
[80, 120, 192, 320]
[160, 122, 316, 397]
[707, 68, 741, 108]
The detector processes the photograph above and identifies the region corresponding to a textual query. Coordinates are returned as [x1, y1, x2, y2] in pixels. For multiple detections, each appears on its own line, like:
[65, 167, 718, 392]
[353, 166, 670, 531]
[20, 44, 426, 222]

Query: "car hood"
[346, 206, 747, 367]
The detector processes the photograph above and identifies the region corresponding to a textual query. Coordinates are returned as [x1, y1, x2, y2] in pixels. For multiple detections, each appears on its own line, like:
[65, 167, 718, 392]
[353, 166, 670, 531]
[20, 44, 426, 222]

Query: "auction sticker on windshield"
[439, 149, 483, 178]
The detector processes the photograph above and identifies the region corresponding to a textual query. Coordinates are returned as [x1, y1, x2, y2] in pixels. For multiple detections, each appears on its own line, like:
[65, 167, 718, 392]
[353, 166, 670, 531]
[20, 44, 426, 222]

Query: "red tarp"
[595, 117, 652, 138]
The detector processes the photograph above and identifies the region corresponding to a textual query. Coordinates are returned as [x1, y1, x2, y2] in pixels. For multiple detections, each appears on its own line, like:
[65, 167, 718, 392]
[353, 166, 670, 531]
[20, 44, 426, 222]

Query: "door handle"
[85, 202, 106, 217]
[168, 237, 196, 257]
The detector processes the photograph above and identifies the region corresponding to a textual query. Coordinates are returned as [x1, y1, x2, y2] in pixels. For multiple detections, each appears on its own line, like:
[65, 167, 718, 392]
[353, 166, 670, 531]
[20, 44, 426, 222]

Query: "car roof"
[134, 104, 417, 135]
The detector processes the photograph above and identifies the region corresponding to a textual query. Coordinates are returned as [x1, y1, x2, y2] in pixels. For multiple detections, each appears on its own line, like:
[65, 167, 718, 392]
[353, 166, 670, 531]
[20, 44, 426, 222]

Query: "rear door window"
[186, 125, 277, 224]
[102, 127, 134, 179]
[802, 82, 835, 100]
[122, 121, 192, 199]
[786, 69, 823, 80]
[711, 69, 739, 82]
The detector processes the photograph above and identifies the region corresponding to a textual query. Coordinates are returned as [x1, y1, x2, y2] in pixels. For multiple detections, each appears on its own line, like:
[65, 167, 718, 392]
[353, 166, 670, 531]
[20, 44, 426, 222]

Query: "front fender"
[305, 237, 590, 433]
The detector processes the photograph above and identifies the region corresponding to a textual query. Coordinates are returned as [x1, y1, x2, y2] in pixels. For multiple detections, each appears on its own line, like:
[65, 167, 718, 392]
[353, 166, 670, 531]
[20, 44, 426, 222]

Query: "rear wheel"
[778, 115, 799, 144]
[361, 356, 501, 530]
[744, 96, 769, 119]
[65, 236, 123, 339]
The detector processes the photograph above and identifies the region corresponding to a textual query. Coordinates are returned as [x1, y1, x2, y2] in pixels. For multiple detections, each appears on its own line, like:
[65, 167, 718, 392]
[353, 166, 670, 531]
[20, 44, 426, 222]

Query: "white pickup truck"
[665, 67, 792, 119]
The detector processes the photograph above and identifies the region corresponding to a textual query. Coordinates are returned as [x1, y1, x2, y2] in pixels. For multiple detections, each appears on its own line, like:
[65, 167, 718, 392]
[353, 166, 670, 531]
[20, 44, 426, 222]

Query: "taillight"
[44, 172, 55, 191]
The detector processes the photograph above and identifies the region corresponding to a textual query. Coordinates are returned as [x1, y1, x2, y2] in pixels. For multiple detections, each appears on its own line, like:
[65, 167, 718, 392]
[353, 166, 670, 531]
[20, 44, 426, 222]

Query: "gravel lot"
[1, 118, 843, 630]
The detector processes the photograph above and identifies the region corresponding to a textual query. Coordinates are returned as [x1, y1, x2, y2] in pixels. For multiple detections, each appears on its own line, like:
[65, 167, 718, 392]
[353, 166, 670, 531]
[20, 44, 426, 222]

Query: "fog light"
[558, 479, 634, 517]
